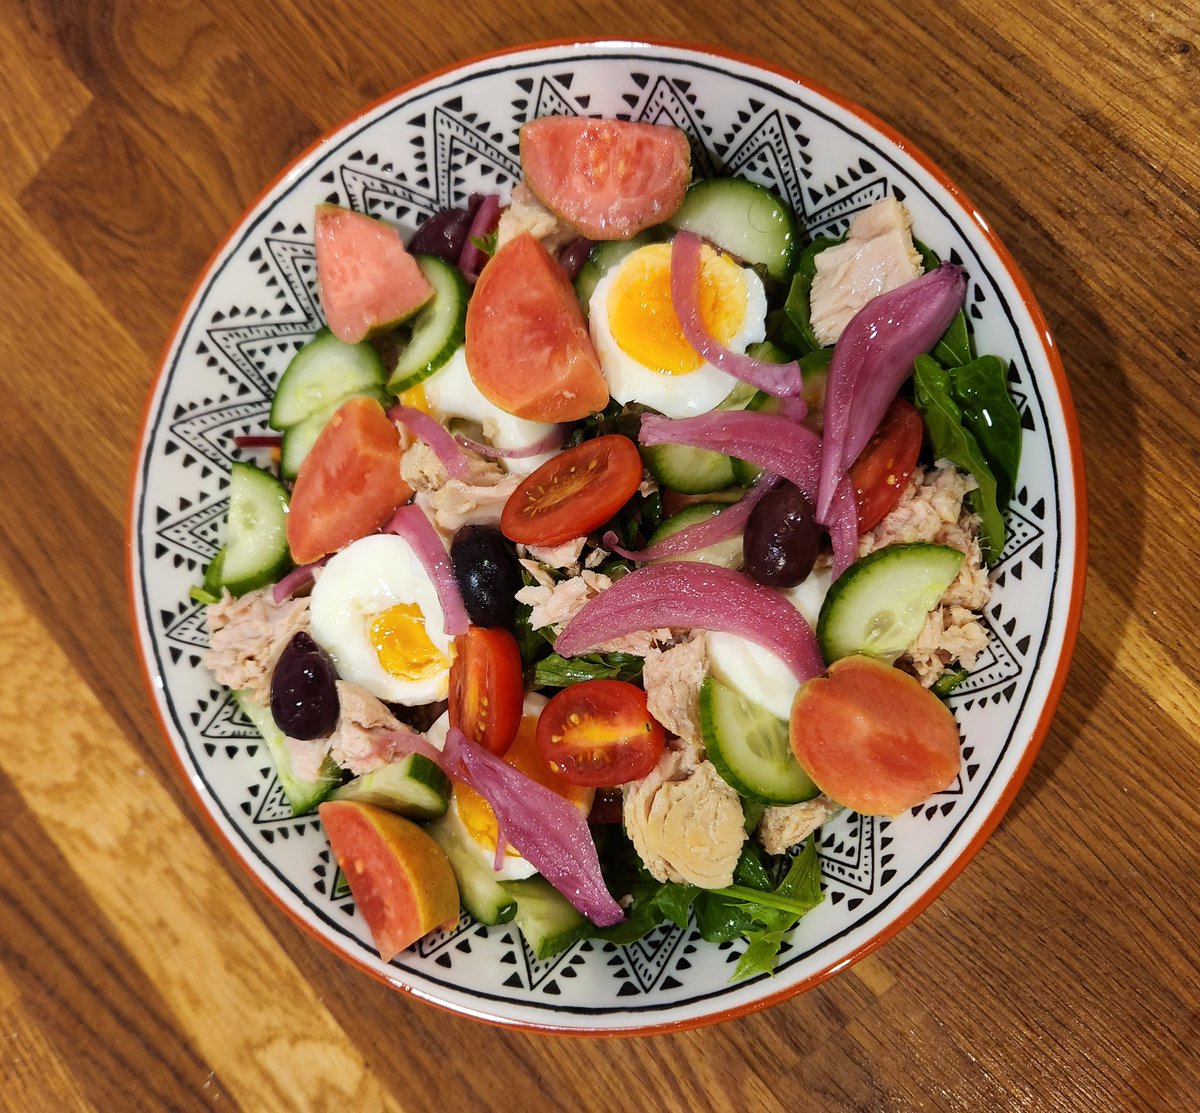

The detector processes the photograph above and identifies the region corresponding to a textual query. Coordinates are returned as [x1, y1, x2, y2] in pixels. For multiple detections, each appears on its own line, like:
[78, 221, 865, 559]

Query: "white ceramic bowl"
[129, 40, 1086, 1034]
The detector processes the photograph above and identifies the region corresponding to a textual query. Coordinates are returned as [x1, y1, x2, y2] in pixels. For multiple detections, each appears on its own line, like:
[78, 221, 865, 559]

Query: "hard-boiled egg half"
[706, 566, 833, 720]
[434, 694, 594, 881]
[309, 533, 454, 705]
[589, 241, 768, 418]
[398, 346, 558, 475]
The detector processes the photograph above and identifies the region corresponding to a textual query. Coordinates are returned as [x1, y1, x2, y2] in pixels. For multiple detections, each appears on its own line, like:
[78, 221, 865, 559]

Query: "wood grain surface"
[1, 1, 1197, 1109]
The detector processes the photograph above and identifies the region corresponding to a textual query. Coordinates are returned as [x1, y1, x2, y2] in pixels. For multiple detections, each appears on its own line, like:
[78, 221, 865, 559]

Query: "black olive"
[270, 631, 340, 739]
[449, 525, 523, 628]
[742, 485, 821, 587]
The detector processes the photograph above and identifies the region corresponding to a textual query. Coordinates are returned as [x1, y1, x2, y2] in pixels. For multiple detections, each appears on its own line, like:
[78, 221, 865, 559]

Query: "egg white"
[436, 693, 549, 882]
[309, 533, 453, 705]
[421, 346, 558, 475]
[705, 565, 833, 720]
[588, 242, 768, 419]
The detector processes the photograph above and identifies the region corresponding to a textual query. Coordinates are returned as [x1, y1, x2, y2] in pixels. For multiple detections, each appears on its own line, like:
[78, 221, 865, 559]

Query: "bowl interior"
[130, 40, 1082, 1033]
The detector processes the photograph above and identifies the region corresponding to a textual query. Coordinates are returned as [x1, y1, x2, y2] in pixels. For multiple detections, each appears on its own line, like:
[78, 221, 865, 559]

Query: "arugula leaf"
[950, 355, 1022, 510]
[588, 831, 825, 981]
[531, 651, 644, 689]
[913, 356, 1006, 562]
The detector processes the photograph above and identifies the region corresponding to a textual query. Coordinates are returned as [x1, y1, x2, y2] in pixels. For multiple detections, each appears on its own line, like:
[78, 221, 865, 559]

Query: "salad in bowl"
[131, 41, 1081, 1033]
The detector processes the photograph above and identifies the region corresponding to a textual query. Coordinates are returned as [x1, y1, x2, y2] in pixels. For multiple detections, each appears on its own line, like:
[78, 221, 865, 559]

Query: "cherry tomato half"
[848, 397, 925, 533]
[500, 434, 643, 546]
[448, 626, 524, 757]
[535, 680, 666, 788]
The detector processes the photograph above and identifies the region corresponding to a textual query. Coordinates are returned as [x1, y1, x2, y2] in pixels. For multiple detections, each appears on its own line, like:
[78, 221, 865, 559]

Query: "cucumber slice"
[386, 254, 469, 393]
[210, 462, 291, 596]
[269, 328, 386, 430]
[233, 691, 340, 815]
[667, 178, 799, 282]
[329, 753, 451, 820]
[424, 812, 518, 926]
[647, 503, 743, 568]
[817, 543, 965, 664]
[574, 231, 660, 315]
[279, 387, 390, 479]
[641, 441, 736, 494]
[699, 675, 819, 805]
[501, 875, 590, 959]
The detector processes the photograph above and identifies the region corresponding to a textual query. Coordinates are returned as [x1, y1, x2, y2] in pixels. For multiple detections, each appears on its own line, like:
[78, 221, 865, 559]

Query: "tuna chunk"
[641, 636, 708, 745]
[756, 796, 841, 855]
[327, 680, 407, 775]
[622, 738, 746, 888]
[203, 588, 310, 705]
[809, 197, 924, 346]
[495, 183, 578, 255]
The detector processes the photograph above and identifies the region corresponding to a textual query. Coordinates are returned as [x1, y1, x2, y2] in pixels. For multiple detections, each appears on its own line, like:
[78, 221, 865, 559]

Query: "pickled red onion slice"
[602, 478, 777, 563]
[442, 727, 624, 926]
[815, 262, 966, 521]
[670, 230, 802, 398]
[638, 410, 856, 573]
[454, 425, 567, 460]
[457, 194, 502, 283]
[388, 404, 475, 479]
[382, 504, 469, 635]
[555, 561, 824, 684]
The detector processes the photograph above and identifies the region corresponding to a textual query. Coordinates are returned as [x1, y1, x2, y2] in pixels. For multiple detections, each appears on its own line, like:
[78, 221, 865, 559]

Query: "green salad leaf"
[590, 834, 824, 981]
[781, 235, 846, 355]
[950, 355, 1023, 509]
[913, 355, 1006, 561]
[532, 651, 644, 689]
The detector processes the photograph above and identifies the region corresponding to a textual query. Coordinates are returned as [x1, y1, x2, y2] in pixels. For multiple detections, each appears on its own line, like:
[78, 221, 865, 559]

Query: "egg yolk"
[368, 602, 448, 681]
[606, 243, 748, 375]
[454, 714, 593, 860]
[397, 382, 432, 413]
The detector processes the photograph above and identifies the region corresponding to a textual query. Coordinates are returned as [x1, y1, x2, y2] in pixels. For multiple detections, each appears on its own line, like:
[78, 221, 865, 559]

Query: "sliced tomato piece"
[500, 434, 642, 546]
[536, 680, 666, 788]
[519, 116, 692, 240]
[448, 626, 524, 757]
[789, 655, 961, 816]
[286, 396, 411, 565]
[465, 232, 608, 422]
[315, 204, 433, 344]
[318, 800, 459, 961]
[848, 397, 925, 533]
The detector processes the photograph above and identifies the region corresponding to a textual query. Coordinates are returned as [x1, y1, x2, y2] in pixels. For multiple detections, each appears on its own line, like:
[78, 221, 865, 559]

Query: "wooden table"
[2, 1, 1196, 1109]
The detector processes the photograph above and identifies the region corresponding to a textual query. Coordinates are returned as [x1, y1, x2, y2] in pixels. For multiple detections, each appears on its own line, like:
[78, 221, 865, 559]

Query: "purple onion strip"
[815, 262, 966, 522]
[441, 728, 624, 926]
[454, 425, 567, 460]
[556, 561, 825, 685]
[271, 557, 328, 604]
[457, 194, 502, 283]
[387, 404, 475, 479]
[602, 477, 778, 563]
[382, 504, 469, 636]
[670, 230, 802, 398]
